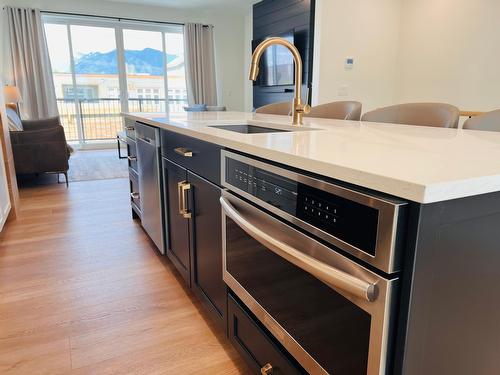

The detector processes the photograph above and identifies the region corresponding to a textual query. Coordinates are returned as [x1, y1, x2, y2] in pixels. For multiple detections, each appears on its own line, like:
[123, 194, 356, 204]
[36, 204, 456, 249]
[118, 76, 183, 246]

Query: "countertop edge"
[124, 113, 500, 204]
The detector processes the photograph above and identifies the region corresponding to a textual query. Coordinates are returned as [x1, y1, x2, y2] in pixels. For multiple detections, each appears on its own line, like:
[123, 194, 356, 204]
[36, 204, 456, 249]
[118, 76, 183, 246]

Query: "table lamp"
[4, 85, 22, 114]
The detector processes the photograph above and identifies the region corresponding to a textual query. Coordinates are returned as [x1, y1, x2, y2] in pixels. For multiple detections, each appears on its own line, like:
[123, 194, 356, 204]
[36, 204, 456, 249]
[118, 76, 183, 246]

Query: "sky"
[44, 23, 184, 73]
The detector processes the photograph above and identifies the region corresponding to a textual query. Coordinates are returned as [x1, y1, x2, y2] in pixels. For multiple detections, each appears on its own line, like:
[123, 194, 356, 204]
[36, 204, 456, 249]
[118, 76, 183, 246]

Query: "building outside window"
[62, 84, 98, 100]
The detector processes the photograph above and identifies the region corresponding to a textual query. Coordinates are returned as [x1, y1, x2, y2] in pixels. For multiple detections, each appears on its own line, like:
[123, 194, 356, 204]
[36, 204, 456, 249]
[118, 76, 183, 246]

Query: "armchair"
[7, 108, 70, 186]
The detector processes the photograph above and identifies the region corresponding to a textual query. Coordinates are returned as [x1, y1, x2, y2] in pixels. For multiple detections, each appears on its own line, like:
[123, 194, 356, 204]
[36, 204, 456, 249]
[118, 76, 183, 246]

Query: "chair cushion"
[6, 107, 23, 131]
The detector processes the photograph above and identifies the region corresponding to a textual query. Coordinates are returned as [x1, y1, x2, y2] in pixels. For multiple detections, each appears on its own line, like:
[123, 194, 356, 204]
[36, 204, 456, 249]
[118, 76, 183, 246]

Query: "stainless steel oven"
[220, 150, 407, 375]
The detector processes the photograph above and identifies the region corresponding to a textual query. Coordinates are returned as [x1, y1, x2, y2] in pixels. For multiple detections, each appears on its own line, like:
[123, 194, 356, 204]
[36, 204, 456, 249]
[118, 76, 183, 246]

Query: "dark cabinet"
[228, 294, 303, 375]
[161, 128, 225, 328]
[161, 129, 221, 185]
[163, 159, 191, 285]
[188, 171, 226, 330]
[162, 158, 226, 329]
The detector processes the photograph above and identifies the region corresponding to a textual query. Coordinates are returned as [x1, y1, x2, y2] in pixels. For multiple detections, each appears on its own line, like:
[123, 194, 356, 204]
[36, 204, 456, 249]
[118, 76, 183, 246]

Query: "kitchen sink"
[210, 124, 291, 134]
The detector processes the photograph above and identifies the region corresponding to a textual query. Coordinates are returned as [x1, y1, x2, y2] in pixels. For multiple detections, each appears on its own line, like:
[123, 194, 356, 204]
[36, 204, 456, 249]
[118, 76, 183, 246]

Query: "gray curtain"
[183, 23, 217, 106]
[3, 7, 58, 120]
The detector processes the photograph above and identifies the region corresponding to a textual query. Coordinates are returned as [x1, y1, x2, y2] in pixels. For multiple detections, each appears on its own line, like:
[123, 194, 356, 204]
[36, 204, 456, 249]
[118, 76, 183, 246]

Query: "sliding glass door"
[43, 15, 187, 146]
[123, 29, 166, 114]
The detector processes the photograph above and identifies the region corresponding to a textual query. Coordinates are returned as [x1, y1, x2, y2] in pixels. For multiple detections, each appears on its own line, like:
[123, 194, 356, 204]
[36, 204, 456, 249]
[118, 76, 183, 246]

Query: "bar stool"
[463, 109, 500, 132]
[255, 102, 291, 116]
[361, 103, 460, 128]
[306, 101, 362, 120]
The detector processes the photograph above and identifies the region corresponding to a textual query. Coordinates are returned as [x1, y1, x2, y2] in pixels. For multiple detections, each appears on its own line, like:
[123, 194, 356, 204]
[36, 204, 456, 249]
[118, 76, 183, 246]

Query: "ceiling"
[106, 0, 259, 13]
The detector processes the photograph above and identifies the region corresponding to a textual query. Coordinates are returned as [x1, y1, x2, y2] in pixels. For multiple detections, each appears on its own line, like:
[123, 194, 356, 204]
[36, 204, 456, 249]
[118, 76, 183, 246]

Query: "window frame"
[43, 13, 186, 145]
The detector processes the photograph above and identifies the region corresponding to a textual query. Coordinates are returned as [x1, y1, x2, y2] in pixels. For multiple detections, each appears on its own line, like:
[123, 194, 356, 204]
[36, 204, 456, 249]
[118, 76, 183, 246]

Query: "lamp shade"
[4, 86, 22, 104]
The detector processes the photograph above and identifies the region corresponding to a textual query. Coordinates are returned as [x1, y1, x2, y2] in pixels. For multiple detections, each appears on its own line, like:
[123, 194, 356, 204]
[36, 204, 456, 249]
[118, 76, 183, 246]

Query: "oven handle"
[220, 196, 377, 302]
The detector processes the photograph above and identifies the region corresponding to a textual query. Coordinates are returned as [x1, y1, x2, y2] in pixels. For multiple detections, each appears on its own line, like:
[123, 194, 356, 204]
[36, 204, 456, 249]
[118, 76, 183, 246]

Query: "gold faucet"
[249, 37, 310, 126]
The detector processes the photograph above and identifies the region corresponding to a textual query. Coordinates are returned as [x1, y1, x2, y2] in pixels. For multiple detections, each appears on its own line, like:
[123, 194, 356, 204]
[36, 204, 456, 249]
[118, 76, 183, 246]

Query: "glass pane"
[123, 29, 166, 114]
[44, 23, 78, 142]
[165, 32, 188, 113]
[71, 25, 121, 141]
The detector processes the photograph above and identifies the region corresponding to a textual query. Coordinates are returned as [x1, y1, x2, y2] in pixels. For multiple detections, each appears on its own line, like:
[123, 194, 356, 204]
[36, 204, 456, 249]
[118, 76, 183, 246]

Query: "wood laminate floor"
[0, 178, 249, 374]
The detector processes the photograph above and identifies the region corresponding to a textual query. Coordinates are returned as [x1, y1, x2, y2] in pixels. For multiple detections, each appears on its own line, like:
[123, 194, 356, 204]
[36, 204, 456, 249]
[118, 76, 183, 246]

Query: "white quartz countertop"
[123, 111, 500, 204]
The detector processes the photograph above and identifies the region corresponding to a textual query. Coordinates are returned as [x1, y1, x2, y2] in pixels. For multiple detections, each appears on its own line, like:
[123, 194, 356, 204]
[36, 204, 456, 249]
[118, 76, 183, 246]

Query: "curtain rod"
[40, 10, 212, 27]
[41, 10, 187, 26]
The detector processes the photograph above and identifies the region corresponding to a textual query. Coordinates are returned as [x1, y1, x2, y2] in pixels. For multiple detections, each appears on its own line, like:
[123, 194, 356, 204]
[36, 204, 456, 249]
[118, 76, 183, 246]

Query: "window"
[43, 14, 188, 144]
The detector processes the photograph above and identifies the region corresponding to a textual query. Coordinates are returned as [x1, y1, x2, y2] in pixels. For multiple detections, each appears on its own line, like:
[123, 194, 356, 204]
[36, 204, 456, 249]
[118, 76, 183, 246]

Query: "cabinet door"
[188, 171, 226, 330]
[163, 158, 191, 285]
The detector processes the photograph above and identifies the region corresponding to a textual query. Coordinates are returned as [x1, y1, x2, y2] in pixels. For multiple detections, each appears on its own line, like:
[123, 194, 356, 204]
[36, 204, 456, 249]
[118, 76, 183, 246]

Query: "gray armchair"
[7, 107, 70, 186]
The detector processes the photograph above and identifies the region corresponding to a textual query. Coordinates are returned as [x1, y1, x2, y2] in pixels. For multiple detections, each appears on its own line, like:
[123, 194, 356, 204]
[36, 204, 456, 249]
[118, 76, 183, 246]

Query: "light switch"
[345, 57, 354, 70]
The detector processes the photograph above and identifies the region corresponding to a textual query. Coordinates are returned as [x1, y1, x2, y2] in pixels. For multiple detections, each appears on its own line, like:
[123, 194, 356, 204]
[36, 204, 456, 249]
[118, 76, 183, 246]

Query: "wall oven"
[220, 150, 407, 375]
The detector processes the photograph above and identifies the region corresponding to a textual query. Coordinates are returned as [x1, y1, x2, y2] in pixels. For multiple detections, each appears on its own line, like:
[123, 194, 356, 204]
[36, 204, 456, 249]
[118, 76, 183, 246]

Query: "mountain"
[74, 48, 178, 75]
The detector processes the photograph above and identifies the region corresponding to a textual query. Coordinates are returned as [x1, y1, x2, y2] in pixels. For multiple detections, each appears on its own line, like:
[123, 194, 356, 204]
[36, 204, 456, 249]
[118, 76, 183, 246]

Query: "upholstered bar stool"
[255, 101, 291, 115]
[463, 109, 500, 132]
[361, 102, 460, 128]
[306, 101, 362, 120]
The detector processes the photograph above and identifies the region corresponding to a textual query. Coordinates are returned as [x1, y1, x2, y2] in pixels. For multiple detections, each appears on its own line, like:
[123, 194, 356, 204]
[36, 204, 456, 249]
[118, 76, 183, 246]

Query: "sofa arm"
[21, 116, 61, 131]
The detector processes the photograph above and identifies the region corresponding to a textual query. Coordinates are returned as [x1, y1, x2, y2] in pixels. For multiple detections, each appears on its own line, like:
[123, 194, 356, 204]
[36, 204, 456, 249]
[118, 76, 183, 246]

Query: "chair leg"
[57, 173, 60, 183]
[64, 172, 69, 188]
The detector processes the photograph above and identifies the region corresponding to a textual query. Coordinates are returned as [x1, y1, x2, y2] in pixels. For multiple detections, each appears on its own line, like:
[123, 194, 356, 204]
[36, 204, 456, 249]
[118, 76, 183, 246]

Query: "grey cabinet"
[125, 119, 140, 219]
[136, 123, 164, 254]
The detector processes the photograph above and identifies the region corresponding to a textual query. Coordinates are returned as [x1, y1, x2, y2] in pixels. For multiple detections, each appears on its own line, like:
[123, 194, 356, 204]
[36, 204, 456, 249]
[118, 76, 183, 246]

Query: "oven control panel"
[224, 157, 380, 257]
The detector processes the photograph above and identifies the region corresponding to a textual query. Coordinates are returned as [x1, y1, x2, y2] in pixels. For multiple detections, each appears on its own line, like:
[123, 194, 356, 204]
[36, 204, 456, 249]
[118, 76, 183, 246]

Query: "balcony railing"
[56, 98, 188, 142]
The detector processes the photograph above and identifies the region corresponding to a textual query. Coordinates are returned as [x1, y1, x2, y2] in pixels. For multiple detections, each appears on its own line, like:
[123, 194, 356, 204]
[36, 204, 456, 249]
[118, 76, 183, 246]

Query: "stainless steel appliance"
[220, 150, 407, 375]
[136, 122, 164, 254]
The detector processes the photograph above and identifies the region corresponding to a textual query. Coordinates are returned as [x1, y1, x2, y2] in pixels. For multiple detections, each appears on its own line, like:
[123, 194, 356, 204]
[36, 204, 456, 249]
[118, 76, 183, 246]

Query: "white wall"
[0, 0, 247, 111]
[395, 0, 500, 111]
[312, 0, 402, 111]
[313, 0, 500, 114]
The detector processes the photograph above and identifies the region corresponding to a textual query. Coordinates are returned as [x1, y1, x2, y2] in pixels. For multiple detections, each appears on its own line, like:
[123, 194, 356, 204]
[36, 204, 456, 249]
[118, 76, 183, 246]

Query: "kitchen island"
[123, 111, 500, 375]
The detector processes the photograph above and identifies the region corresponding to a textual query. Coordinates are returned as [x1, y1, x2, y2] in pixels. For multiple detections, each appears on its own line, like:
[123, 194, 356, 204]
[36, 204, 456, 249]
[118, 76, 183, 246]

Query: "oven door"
[221, 191, 398, 375]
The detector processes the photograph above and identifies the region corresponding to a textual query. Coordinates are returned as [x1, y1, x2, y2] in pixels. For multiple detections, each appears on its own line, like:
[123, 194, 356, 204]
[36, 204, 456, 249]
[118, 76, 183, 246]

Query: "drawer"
[127, 139, 138, 172]
[136, 122, 159, 145]
[161, 129, 221, 185]
[228, 295, 303, 375]
[129, 168, 141, 211]
[124, 117, 136, 140]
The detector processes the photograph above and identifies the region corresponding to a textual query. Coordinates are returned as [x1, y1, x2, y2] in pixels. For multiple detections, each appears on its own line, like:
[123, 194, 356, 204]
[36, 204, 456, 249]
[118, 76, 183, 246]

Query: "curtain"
[183, 23, 217, 106]
[3, 7, 58, 120]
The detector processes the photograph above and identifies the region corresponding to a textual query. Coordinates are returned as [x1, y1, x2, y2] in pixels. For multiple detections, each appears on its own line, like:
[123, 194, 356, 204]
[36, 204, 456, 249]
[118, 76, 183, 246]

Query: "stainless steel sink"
[210, 124, 320, 134]
[210, 124, 290, 134]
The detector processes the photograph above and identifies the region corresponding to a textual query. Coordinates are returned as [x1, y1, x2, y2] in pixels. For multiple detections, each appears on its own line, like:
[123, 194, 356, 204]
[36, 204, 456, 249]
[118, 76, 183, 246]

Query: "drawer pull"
[130, 192, 140, 199]
[177, 181, 192, 219]
[174, 147, 193, 157]
[261, 363, 273, 375]
[125, 126, 135, 131]
[127, 156, 137, 161]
